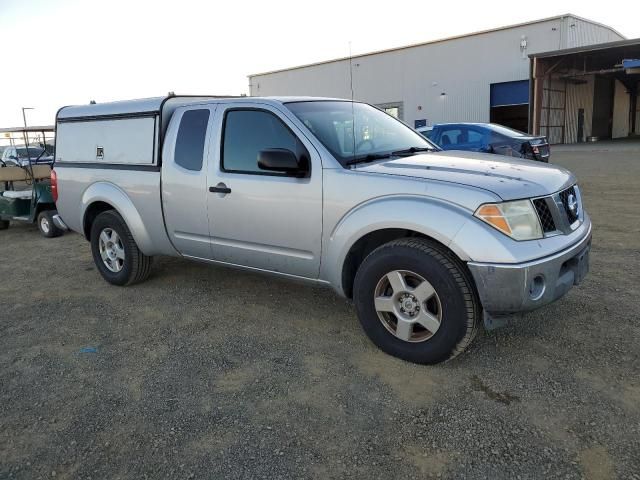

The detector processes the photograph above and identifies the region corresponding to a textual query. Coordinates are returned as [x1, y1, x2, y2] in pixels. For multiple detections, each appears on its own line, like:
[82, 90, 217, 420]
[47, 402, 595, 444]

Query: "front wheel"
[37, 210, 64, 238]
[353, 238, 481, 364]
[90, 210, 152, 286]
[0, 220, 9, 230]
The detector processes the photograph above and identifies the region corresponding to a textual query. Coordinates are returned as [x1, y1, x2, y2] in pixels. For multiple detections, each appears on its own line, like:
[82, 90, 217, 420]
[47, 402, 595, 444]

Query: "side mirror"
[258, 148, 307, 176]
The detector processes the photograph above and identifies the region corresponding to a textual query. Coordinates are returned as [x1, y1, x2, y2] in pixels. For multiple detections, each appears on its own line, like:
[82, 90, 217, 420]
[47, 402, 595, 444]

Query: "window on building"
[375, 102, 404, 120]
[175, 109, 210, 171]
[222, 109, 303, 174]
[384, 107, 399, 118]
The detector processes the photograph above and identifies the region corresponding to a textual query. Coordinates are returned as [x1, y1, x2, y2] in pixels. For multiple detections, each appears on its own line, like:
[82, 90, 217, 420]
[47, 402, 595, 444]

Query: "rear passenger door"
[205, 103, 323, 279]
[162, 105, 216, 258]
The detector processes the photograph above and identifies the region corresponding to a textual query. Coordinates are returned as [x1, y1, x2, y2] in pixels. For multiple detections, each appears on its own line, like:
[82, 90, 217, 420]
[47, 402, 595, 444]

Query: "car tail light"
[51, 169, 58, 202]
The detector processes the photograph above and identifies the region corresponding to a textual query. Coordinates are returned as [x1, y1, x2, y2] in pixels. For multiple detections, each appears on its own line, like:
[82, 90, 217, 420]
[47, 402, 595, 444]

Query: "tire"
[37, 210, 64, 238]
[353, 238, 480, 365]
[90, 210, 152, 286]
[0, 220, 9, 230]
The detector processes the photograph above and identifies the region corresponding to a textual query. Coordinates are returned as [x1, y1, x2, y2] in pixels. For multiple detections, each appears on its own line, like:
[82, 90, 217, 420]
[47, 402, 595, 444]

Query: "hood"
[353, 150, 574, 200]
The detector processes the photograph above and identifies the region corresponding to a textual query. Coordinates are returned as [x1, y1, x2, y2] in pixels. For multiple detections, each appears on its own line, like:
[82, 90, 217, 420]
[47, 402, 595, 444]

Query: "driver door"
[205, 103, 323, 279]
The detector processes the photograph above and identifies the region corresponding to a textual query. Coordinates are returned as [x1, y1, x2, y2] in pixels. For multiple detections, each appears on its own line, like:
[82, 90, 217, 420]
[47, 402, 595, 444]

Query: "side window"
[222, 109, 303, 174]
[466, 129, 484, 144]
[439, 128, 461, 146]
[175, 109, 210, 171]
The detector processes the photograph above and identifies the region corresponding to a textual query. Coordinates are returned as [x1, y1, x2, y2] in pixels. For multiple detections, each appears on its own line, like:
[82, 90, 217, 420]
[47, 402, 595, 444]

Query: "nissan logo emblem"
[567, 193, 578, 215]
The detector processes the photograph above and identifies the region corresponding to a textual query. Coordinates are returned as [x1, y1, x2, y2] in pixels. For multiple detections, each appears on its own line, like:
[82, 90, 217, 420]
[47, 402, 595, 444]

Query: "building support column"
[532, 58, 546, 136]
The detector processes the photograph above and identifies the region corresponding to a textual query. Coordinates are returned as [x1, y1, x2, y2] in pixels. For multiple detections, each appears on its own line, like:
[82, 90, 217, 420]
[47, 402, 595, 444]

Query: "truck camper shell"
[55, 95, 233, 169]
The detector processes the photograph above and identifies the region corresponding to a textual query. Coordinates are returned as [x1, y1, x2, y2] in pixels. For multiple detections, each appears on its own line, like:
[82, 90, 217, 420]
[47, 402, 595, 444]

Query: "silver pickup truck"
[53, 95, 591, 364]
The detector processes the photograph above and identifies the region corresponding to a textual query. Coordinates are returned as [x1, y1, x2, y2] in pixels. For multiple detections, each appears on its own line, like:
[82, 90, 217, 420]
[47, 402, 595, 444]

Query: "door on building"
[490, 80, 529, 132]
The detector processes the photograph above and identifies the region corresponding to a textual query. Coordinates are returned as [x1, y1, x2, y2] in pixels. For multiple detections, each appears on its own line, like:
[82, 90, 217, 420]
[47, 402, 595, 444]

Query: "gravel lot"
[1, 142, 639, 479]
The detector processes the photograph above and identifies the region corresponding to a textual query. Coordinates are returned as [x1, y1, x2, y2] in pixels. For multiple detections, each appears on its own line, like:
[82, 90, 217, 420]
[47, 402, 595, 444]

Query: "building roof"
[249, 14, 625, 78]
[529, 37, 640, 58]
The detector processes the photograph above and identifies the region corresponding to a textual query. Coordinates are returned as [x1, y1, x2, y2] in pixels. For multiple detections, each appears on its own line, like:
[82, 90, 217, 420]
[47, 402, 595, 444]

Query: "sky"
[0, 0, 637, 128]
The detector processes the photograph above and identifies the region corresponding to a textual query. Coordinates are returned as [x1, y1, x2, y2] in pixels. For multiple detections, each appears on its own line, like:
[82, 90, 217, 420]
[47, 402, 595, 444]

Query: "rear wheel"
[353, 238, 481, 364]
[90, 210, 152, 286]
[37, 210, 63, 238]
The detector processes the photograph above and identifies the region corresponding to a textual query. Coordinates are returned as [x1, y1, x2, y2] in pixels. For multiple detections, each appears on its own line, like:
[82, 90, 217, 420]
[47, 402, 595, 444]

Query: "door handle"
[209, 183, 231, 194]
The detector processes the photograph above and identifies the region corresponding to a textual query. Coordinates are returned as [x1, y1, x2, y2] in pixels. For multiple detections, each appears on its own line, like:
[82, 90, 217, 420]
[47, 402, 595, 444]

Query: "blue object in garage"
[490, 80, 530, 107]
[622, 59, 640, 68]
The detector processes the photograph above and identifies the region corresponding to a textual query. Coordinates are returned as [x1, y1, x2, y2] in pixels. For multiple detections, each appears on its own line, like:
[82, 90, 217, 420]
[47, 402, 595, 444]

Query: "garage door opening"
[490, 104, 529, 133]
[490, 80, 529, 132]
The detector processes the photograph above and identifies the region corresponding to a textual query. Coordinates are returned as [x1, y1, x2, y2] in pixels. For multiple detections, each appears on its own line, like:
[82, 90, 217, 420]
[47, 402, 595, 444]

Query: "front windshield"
[286, 101, 437, 165]
[17, 147, 46, 158]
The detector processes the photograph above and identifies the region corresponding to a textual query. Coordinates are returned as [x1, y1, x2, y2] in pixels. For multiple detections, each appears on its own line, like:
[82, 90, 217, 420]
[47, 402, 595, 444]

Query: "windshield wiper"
[391, 146, 436, 156]
[346, 146, 436, 166]
[345, 152, 394, 166]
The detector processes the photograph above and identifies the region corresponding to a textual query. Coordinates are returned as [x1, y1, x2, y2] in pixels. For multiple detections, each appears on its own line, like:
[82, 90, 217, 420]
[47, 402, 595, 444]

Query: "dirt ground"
[1, 142, 639, 479]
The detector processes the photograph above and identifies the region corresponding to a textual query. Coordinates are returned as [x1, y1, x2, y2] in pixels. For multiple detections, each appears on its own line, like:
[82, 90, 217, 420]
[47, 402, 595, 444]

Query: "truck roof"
[56, 95, 348, 121]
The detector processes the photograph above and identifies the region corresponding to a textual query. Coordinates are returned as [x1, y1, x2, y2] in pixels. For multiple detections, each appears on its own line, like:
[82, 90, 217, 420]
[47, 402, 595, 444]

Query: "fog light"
[529, 275, 545, 300]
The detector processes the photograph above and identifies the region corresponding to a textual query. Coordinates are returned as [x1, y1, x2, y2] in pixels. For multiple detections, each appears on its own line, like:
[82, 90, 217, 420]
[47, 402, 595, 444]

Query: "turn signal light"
[475, 204, 512, 235]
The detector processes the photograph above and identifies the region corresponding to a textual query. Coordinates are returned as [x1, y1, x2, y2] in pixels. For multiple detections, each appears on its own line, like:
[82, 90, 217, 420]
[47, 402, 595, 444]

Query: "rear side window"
[175, 109, 210, 171]
[467, 129, 484, 143]
[222, 109, 300, 174]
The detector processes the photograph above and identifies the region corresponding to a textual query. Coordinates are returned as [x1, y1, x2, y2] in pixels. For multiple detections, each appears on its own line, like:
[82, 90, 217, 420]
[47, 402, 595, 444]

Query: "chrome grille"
[533, 198, 556, 232]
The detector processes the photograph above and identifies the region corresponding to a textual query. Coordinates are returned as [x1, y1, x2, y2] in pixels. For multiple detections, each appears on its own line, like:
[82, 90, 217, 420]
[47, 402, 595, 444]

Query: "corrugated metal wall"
[612, 79, 630, 138]
[565, 77, 595, 144]
[565, 17, 624, 49]
[249, 16, 624, 136]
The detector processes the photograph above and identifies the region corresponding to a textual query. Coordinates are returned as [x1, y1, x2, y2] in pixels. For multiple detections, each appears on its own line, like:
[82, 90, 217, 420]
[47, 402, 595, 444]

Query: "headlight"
[475, 200, 543, 241]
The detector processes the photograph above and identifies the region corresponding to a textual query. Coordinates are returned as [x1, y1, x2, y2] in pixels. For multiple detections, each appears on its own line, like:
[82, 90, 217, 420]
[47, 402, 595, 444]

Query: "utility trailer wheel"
[90, 210, 152, 286]
[353, 238, 481, 365]
[37, 210, 64, 238]
[0, 220, 9, 230]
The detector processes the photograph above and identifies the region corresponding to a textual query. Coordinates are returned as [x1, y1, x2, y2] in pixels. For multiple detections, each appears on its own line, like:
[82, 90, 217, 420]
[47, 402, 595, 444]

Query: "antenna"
[349, 41, 356, 165]
[348, 41, 355, 102]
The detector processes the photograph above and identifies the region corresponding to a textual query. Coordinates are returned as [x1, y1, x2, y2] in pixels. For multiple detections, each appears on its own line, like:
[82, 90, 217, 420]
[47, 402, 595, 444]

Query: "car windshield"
[16, 147, 46, 158]
[286, 101, 437, 166]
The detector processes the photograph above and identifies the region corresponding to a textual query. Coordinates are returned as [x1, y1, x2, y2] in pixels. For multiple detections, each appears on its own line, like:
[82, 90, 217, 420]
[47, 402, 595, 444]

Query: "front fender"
[322, 195, 474, 295]
[81, 182, 154, 254]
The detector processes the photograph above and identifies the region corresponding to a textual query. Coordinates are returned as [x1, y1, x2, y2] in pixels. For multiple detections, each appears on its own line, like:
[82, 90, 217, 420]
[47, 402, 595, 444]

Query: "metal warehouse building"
[249, 14, 634, 143]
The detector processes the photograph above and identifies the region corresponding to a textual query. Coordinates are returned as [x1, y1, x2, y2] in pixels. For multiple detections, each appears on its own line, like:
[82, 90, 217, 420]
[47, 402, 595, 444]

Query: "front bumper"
[467, 223, 591, 316]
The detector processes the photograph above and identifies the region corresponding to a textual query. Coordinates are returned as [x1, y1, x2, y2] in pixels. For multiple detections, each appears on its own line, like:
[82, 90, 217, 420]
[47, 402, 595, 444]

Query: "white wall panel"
[249, 16, 624, 140]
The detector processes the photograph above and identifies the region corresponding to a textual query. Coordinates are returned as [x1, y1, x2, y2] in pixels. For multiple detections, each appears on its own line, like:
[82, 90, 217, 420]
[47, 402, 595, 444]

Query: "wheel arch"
[325, 196, 474, 298]
[81, 182, 154, 254]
